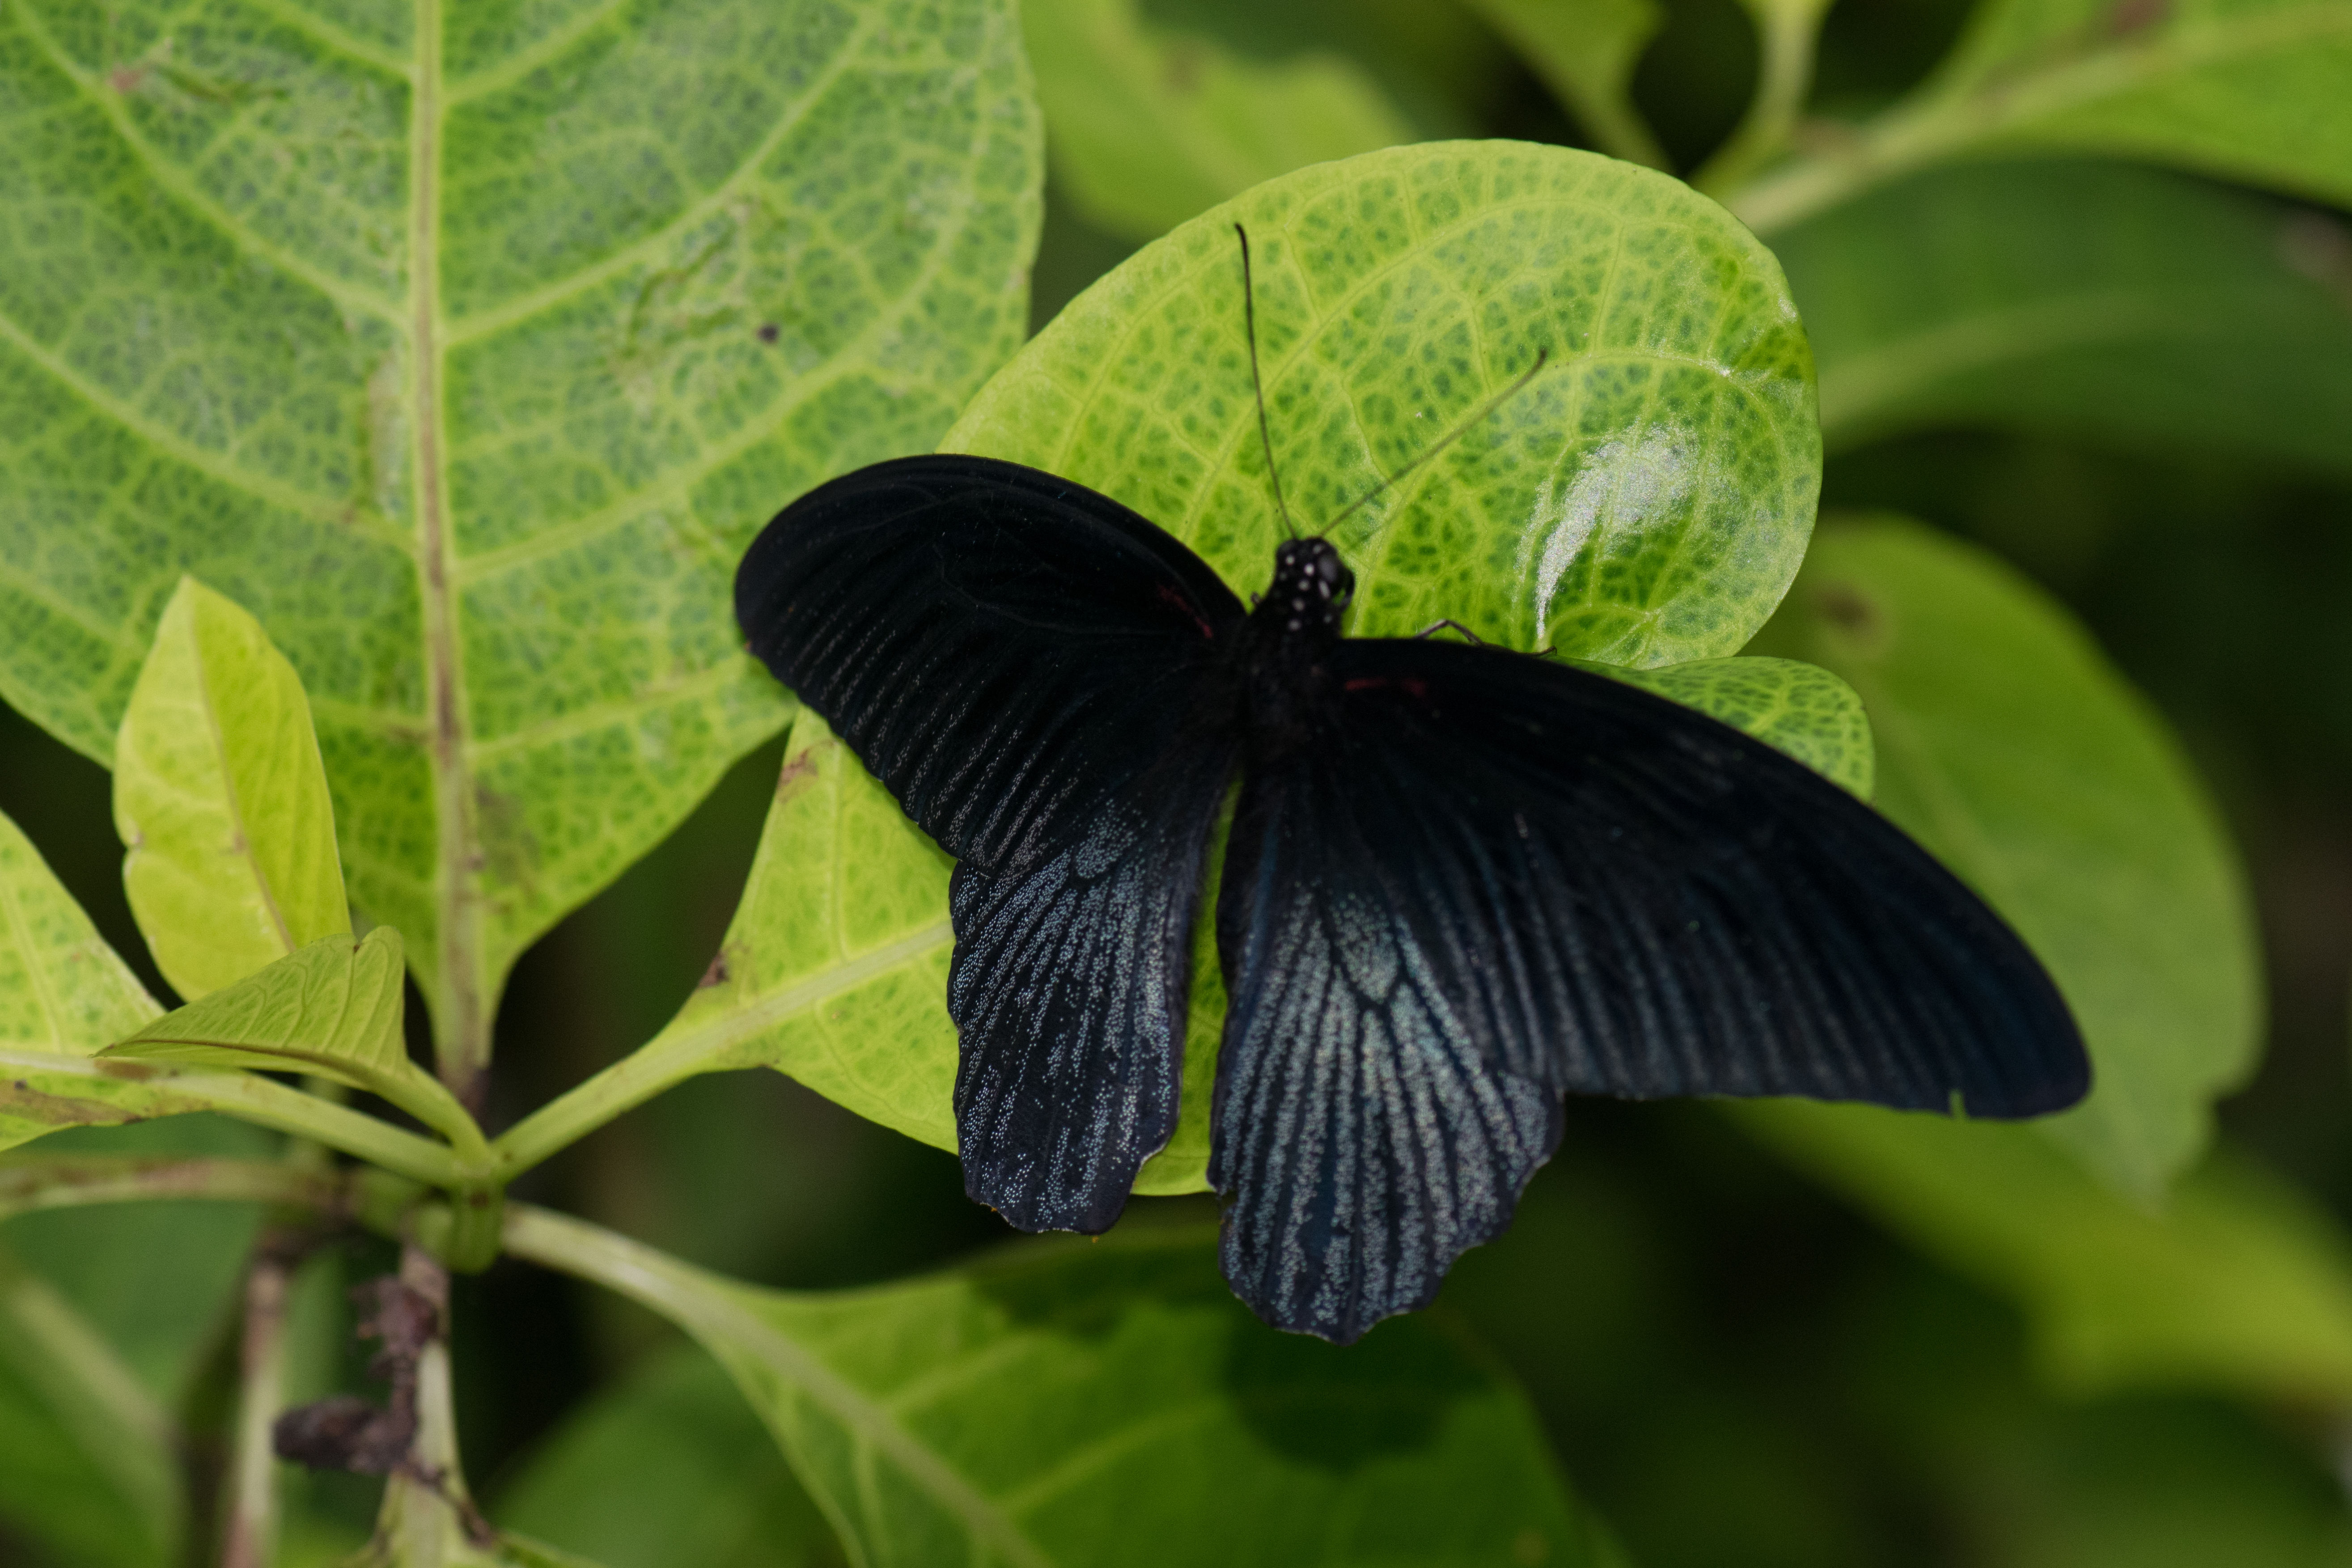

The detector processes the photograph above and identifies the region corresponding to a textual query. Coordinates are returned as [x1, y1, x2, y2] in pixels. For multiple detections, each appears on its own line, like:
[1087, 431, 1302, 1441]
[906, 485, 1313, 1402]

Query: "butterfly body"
[736, 453, 2089, 1342]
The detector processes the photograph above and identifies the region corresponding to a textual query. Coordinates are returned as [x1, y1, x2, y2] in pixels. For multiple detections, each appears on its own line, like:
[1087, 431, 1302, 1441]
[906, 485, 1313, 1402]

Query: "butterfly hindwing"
[1212, 748, 1565, 1343]
[1212, 637, 2085, 1339]
[948, 741, 1236, 1233]
[734, 455, 1248, 872]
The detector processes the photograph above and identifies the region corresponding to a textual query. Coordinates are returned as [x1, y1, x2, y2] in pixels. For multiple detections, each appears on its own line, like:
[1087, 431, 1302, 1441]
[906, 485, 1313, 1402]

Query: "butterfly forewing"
[735, 456, 1248, 873]
[737, 456, 1251, 1233]
[1211, 637, 2086, 1338]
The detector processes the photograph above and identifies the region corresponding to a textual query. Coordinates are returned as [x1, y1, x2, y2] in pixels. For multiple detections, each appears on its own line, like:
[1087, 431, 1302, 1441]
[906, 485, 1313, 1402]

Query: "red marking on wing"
[1344, 676, 1430, 698]
[1155, 582, 1216, 640]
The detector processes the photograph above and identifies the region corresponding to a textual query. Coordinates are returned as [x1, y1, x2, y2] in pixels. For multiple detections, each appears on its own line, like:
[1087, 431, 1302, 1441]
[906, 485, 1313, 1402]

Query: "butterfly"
[734, 230, 2089, 1343]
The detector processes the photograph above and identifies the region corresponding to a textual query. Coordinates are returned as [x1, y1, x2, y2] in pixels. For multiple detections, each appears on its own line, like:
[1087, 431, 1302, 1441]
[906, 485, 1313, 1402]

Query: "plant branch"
[220, 1234, 303, 1568]
[1695, 0, 1832, 199]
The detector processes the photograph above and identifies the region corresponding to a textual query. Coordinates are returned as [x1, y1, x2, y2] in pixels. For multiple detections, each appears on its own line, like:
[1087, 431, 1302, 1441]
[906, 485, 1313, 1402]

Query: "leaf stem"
[403, 0, 490, 1111]
[1695, 0, 1832, 199]
[488, 917, 953, 1177]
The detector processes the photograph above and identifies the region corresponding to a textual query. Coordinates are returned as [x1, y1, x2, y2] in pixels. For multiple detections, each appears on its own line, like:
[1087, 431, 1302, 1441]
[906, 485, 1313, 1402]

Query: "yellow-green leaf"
[103, 929, 474, 1150]
[112, 577, 348, 1002]
[0, 809, 160, 1056]
[1575, 655, 1875, 797]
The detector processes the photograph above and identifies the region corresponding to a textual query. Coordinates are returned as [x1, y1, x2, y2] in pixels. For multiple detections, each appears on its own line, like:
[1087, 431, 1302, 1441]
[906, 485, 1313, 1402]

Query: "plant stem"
[1695, 0, 1833, 199]
[220, 1237, 299, 1568]
[0, 1155, 421, 1235]
[175, 1070, 472, 1188]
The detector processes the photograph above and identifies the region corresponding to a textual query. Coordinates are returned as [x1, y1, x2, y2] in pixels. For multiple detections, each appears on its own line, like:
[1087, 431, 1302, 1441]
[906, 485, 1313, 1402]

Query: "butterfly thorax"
[1235, 537, 1354, 750]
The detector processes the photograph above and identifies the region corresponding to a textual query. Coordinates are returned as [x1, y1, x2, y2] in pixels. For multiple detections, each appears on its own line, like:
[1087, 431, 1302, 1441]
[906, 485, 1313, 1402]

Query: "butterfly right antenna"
[1322, 348, 1551, 535]
[1234, 224, 1298, 541]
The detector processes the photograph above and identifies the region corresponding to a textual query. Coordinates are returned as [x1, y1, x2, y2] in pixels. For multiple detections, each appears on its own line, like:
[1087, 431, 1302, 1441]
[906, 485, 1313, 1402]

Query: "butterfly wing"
[1213, 638, 2086, 1340]
[735, 455, 1247, 872]
[736, 456, 1249, 1232]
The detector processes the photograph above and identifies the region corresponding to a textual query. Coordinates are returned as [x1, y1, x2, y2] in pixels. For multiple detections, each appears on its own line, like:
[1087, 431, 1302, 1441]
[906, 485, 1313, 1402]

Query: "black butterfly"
[734, 244, 2088, 1344]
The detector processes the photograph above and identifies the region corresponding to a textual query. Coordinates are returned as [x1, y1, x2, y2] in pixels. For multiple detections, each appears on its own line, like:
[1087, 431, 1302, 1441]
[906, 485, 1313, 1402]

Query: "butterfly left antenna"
[1234, 224, 1298, 541]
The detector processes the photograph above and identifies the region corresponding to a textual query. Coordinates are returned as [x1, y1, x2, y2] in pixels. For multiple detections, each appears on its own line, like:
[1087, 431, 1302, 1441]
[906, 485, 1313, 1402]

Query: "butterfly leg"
[1411, 619, 1485, 644]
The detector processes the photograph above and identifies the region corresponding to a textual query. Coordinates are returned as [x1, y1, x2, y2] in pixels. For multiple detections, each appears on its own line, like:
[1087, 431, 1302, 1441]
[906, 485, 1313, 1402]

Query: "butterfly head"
[1267, 538, 1354, 636]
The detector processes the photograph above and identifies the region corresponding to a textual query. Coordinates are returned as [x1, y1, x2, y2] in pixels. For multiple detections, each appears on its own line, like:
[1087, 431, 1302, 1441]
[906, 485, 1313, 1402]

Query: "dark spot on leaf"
[1815, 584, 1880, 636]
[776, 746, 823, 799]
[698, 949, 733, 988]
[1162, 40, 1205, 95]
[0, 1080, 136, 1126]
[108, 65, 146, 93]
[757, 322, 780, 344]
[2107, 0, 2167, 34]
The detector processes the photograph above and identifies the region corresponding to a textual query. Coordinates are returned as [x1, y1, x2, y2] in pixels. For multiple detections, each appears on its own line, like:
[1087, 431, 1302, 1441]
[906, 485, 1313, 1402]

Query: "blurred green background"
[5, 0, 2352, 1564]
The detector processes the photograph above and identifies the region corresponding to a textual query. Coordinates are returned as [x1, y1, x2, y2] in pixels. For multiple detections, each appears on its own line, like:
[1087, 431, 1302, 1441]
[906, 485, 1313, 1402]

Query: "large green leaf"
[1733, 0, 2352, 230]
[112, 576, 348, 1001]
[493, 1341, 839, 1568]
[953, 142, 1818, 660]
[0, 0, 1042, 1061]
[1, 807, 161, 1054]
[1745, 517, 2260, 1200]
[1783, 159, 2352, 475]
[1461, 0, 1666, 170]
[1740, 1102, 2352, 1405]
[507, 1207, 1617, 1568]
[559, 147, 1824, 1191]
[1025, 0, 1414, 242]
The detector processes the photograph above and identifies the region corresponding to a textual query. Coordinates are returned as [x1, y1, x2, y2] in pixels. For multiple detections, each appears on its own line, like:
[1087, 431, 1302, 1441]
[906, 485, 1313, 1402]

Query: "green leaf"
[493, 1341, 838, 1568]
[1461, 0, 1668, 169]
[1571, 655, 1874, 797]
[954, 142, 1818, 662]
[0, 1243, 180, 1568]
[0, 0, 1042, 1062]
[508, 1207, 1618, 1568]
[112, 576, 349, 1002]
[1783, 159, 2352, 475]
[1733, 0, 2352, 230]
[1738, 1101, 2352, 1404]
[1025, 0, 1415, 241]
[103, 928, 478, 1152]
[1, 807, 161, 1055]
[1745, 517, 2260, 1200]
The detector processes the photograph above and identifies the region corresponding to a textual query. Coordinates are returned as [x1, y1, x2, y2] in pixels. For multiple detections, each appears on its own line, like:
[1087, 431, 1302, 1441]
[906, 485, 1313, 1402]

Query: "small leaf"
[492, 1342, 836, 1568]
[508, 1209, 1618, 1568]
[1739, 1101, 2352, 1404]
[1462, 0, 1668, 170]
[0, 808, 161, 1055]
[1573, 655, 1875, 797]
[103, 929, 475, 1148]
[1785, 159, 2352, 475]
[112, 577, 349, 1001]
[1746, 517, 2260, 1199]
[1026, 0, 1415, 240]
